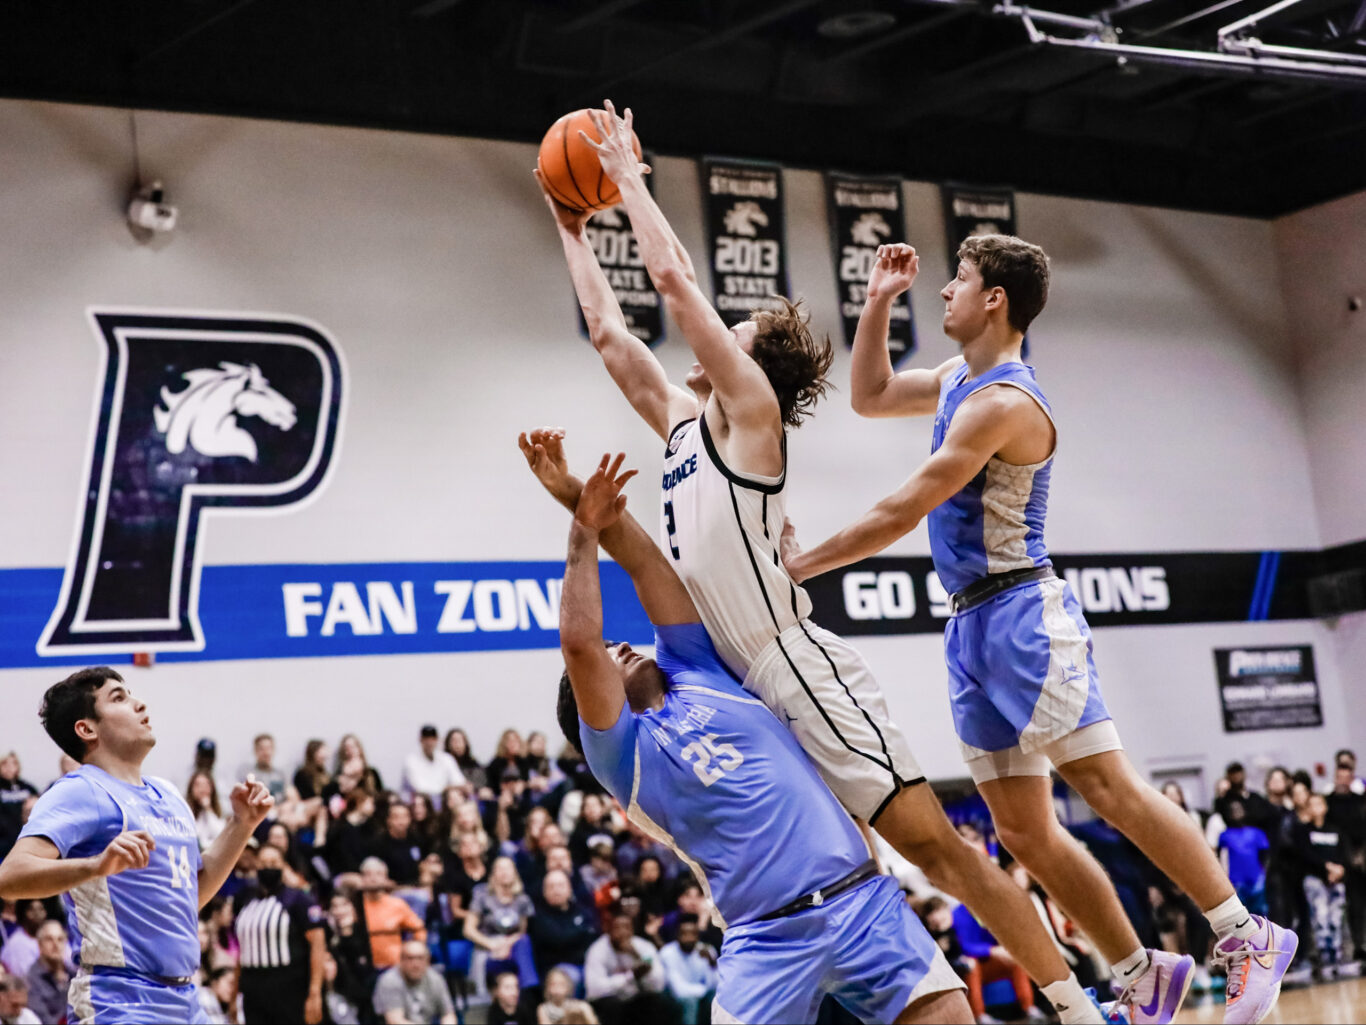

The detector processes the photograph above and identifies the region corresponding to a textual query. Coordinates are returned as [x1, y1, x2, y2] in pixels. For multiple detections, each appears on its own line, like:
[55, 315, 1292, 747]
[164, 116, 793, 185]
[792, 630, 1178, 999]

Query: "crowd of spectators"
[0, 728, 719, 1025]
[3, 738, 1364, 1025]
[906, 748, 1366, 1024]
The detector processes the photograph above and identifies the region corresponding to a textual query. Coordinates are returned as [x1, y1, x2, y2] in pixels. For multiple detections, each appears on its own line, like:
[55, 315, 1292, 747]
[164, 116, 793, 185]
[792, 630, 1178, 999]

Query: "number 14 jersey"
[20, 764, 203, 978]
[580, 622, 868, 928]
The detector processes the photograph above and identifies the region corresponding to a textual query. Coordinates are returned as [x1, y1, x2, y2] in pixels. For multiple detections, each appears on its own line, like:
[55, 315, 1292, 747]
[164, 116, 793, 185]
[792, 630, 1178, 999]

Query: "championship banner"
[700, 158, 790, 328]
[941, 183, 1017, 261]
[578, 162, 664, 347]
[1214, 645, 1322, 732]
[941, 183, 1022, 354]
[826, 173, 916, 363]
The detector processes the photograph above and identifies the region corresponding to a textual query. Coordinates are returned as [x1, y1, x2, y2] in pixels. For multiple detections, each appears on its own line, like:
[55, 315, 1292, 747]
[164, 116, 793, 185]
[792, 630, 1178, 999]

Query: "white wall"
[0, 97, 1353, 794]
[1275, 188, 1366, 744]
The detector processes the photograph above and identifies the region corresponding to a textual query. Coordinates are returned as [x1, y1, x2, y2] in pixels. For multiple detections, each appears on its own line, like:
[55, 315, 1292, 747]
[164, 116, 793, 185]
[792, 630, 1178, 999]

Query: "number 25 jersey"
[580, 622, 867, 928]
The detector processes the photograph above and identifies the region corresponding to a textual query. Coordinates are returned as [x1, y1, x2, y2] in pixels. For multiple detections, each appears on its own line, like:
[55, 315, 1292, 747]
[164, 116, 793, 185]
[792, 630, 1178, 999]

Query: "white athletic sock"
[1206, 893, 1259, 942]
[1042, 974, 1100, 1024]
[1111, 946, 1151, 987]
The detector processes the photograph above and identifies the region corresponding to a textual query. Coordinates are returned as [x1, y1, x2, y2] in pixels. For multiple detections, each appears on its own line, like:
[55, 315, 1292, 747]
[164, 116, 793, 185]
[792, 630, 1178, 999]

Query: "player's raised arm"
[520, 431, 697, 627]
[536, 170, 694, 441]
[197, 773, 273, 909]
[850, 244, 962, 419]
[583, 103, 779, 429]
[783, 388, 1030, 583]
[560, 457, 636, 730]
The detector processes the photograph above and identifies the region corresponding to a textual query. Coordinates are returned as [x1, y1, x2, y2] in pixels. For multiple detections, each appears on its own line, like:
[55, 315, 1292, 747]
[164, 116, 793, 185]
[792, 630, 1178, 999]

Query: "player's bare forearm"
[560, 521, 628, 729]
[561, 521, 606, 653]
[787, 500, 921, 583]
[615, 174, 694, 288]
[560, 229, 630, 339]
[615, 180, 775, 422]
[849, 293, 900, 416]
[525, 447, 695, 625]
[198, 815, 257, 908]
[0, 841, 100, 899]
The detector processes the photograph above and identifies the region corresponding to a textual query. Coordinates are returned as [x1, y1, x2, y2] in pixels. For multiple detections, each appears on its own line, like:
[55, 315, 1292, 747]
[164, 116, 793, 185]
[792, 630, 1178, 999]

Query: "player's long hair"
[749, 298, 834, 429]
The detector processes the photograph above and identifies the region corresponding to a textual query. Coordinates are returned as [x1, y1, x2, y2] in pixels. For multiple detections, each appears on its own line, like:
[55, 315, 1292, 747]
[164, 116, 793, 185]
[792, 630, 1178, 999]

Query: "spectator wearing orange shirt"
[358, 857, 426, 970]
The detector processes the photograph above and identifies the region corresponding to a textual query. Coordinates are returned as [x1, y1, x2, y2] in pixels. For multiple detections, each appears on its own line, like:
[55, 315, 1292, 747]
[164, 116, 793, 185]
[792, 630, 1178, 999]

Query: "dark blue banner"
[2, 561, 653, 669]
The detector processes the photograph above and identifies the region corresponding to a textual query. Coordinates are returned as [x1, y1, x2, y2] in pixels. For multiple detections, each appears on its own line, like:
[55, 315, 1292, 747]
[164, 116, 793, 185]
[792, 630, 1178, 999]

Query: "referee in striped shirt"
[234, 843, 327, 1023]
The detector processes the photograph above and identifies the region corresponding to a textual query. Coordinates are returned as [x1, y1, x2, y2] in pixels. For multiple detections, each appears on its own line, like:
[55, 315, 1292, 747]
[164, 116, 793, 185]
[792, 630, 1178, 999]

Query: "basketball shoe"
[1109, 950, 1195, 1024]
[1213, 915, 1298, 1024]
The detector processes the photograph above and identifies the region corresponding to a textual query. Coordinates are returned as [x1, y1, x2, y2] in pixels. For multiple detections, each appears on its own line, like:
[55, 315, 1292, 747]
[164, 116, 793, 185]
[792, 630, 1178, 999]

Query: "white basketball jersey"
[660, 415, 812, 679]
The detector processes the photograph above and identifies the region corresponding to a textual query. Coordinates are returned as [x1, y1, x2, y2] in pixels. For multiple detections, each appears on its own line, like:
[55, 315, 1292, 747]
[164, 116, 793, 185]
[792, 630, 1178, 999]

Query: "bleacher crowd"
[1, 733, 1363, 1025]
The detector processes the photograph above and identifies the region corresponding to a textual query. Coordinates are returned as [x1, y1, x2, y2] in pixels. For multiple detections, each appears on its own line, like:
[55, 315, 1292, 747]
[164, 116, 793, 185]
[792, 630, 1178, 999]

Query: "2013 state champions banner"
[826, 173, 915, 364]
[941, 183, 1024, 354]
[578, 160, 664, 347]
[700, 158, 790, 328]
[941, 183, 1017, 261]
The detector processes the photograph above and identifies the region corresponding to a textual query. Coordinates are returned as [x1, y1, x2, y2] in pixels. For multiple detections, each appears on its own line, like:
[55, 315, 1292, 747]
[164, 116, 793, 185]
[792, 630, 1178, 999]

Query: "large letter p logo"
[39, 311, 345, 654]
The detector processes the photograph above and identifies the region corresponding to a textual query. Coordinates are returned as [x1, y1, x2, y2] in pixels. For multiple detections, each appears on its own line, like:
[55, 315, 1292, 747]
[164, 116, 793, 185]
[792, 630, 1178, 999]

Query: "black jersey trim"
[728, 483, 894, 775]
[665, 418, 697, 457]
[868, 776, 927, 827]
[795, 620, 898, 777]
[700, 414, 785, 495]
[756, 497, 897, 776]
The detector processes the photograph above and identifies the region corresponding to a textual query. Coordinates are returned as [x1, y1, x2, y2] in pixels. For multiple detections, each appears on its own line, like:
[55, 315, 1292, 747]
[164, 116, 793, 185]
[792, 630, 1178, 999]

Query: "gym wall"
[0, 97, 1357, 794]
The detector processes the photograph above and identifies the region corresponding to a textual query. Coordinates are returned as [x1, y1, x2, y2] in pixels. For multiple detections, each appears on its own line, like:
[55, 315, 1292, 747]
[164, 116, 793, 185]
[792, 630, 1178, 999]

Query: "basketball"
[537, 108, 643, 213]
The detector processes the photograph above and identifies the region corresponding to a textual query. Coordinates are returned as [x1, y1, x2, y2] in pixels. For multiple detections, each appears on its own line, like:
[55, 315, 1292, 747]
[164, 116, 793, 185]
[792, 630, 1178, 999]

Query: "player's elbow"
[0, 863, 32, 901]
[850, 386, 885, 418]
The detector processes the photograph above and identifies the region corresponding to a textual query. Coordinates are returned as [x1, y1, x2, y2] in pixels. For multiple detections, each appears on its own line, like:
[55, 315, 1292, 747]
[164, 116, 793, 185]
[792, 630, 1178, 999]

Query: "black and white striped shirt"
[235, 887, 324, 971]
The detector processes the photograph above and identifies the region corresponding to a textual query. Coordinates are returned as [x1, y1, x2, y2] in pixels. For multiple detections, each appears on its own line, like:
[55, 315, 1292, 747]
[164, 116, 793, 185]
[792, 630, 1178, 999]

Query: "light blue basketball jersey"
[580, 622, 869, 928]
[20, 764, 204, 978]
[928, 361, 1055, 595]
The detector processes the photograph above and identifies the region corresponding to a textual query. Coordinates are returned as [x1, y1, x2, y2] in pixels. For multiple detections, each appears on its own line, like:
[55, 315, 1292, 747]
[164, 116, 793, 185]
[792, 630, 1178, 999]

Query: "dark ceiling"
[3, 0, 1365, 216]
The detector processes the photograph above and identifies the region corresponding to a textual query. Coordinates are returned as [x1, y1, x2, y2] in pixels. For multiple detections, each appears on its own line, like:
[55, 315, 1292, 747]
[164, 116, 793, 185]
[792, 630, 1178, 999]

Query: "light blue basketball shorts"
[67, 967, 208, 1025]
[945, 576, 1117, 780]
[711, 875, 964, 1024]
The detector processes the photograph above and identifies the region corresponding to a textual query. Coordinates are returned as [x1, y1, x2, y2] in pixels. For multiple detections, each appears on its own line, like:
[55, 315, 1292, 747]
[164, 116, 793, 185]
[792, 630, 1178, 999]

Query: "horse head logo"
[723, 201, 769, 237]
[153, 361, 297, 462]
[850, 213, 892, 247]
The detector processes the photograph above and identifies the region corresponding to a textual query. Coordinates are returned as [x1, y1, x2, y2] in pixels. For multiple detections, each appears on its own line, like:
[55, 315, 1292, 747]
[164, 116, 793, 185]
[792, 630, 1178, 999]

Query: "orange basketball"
[537, 109, 643, 214]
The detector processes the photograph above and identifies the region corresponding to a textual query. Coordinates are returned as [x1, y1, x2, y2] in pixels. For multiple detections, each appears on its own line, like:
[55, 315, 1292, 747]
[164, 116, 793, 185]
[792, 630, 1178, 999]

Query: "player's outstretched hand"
[95, 830, 156, 878]
[533, 168, 591, 236]
[867, 243, 919, 302]
[229, 773, 274, 829]
[575, 453, 637, 531]
[518, 428, 575, 502]
[780, 517, 807, 583]
[581, 100, 650, 184]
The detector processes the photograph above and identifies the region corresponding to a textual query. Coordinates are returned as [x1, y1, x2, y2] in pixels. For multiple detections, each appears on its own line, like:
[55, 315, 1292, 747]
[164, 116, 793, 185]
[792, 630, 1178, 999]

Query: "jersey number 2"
[663, 500, 681, 561]
[680, 734, 743, 787]
[167, 845, 195, 890]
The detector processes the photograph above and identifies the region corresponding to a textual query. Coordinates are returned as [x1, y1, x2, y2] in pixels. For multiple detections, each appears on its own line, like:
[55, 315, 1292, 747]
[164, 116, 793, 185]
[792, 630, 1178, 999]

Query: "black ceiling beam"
[883, 44, 1040, 126]
[411, 0, 471, 17]
[575, 0, 822, 101]
[559, 0, 649, 33]
[823, 8, 972, 64]
[137, 0, 263, 66]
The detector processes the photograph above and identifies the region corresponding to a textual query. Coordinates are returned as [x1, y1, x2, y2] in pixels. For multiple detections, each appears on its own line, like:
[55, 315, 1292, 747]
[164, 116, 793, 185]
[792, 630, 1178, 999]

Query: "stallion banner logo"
[39, 310, 345, 654]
